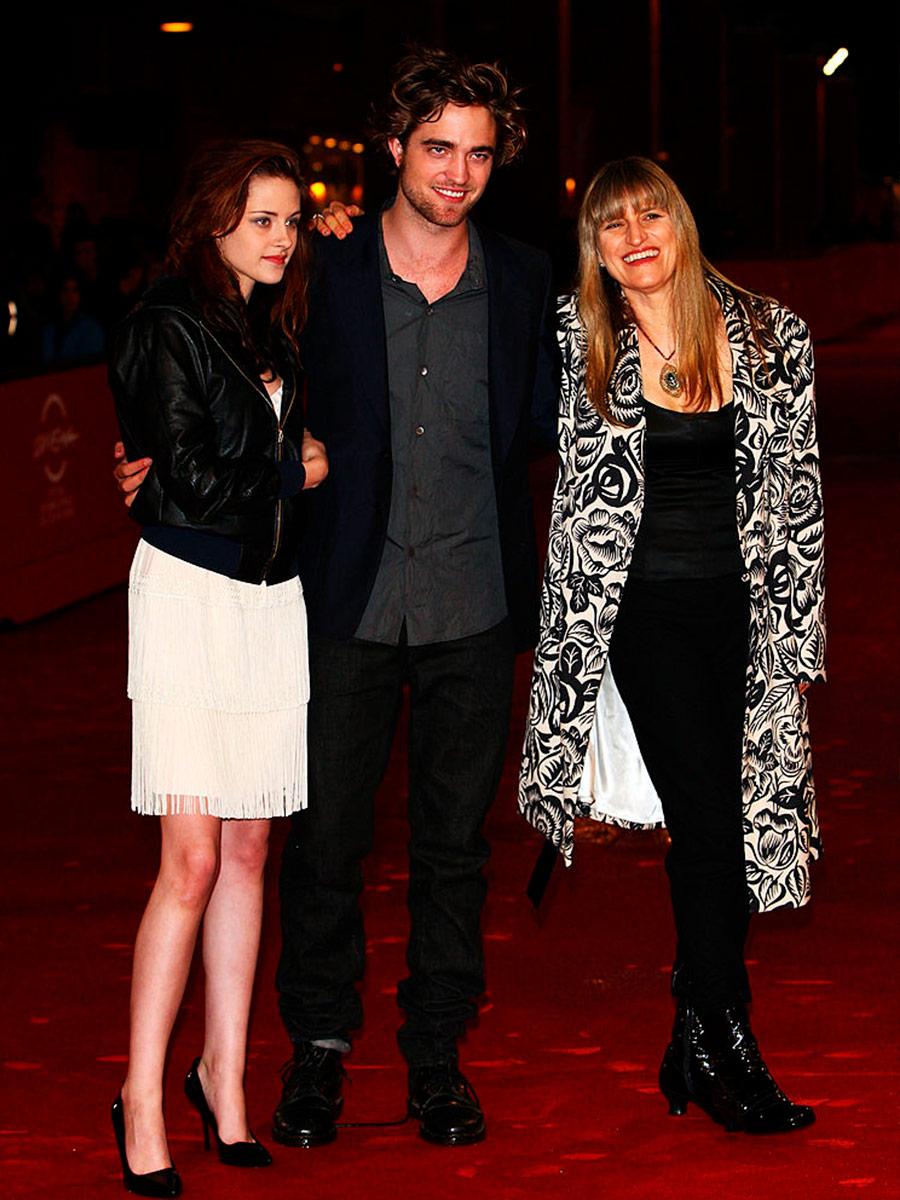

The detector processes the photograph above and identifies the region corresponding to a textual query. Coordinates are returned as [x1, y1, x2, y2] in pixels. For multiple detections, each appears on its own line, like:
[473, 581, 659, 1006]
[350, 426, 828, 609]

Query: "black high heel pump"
[184, 1059, 273, 1167]
[111, 1094, 182, 1198]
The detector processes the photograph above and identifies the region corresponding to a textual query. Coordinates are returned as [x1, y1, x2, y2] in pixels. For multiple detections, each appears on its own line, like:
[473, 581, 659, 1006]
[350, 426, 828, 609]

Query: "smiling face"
[216, 174, 301, 300]
[597, 202, 679, 304]
[389, 103, 497, 228]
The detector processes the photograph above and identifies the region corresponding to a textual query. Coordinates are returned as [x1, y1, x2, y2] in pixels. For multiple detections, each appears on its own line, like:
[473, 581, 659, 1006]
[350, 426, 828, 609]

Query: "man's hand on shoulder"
[113, 442, 151, 508]
[310, 203, 363, 241]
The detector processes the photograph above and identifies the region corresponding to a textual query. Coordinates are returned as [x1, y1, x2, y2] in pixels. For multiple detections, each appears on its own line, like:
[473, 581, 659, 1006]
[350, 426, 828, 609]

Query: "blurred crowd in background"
[4, 199, 166, 375]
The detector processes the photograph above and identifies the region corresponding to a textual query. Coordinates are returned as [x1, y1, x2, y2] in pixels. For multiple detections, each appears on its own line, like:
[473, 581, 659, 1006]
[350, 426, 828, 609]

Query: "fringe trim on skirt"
[127, 540, 308, 819]
[131, 700, 307, 818]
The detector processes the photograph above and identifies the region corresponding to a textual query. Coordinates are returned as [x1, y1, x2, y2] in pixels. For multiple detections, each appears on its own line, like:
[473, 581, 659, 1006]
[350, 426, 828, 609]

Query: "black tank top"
[628, 401, 744, 581]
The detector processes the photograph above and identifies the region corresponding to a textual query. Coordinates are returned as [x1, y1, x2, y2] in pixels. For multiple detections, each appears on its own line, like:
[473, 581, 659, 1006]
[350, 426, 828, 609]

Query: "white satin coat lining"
[577, 664, 665, 826]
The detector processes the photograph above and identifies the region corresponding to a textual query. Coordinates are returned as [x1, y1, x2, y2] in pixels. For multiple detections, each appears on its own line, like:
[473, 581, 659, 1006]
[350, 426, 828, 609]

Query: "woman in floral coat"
[519, 158, 825, 1134]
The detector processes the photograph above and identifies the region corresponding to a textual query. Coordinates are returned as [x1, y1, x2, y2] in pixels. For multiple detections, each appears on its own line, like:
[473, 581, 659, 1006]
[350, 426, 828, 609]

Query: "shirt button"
[426, 307, 434, 316]
[415, 425, 425, 436]
[419, 366, 428, 376]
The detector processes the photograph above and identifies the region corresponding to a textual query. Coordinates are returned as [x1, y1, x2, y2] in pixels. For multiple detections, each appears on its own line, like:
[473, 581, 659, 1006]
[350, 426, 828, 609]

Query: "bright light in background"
[8, 301, 17, 337]
[309, 182, 327, 203]
[823, 47, 849, 76]
[160, 22, 193, 33]
[564, 177, 577, 196]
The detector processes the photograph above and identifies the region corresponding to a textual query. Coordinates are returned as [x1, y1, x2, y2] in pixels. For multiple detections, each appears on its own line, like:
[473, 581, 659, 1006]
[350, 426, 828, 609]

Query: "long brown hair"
[577, 157, 772, 420]
[166, 140, 310, 370]
[367, 46, 527, 167]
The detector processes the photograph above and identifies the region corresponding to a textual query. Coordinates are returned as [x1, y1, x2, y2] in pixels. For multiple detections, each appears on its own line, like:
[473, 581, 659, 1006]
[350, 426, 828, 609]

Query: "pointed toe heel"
[184, 1059, 273, 1167]
[111, 1094, 182, 1198]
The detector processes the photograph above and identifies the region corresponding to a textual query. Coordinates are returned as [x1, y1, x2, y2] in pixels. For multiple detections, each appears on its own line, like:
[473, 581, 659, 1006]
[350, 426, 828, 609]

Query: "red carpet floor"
[2, 321, 898, 1198]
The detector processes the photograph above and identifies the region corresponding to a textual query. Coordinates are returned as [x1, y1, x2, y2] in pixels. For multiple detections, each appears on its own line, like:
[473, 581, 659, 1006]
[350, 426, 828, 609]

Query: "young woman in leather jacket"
[107, 141, 327, 1197]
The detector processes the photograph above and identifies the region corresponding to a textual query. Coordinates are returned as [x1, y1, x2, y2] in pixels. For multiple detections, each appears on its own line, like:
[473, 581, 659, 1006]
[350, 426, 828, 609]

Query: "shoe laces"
[279, 1046, 346, 1096]
[414, 1061, 480, 1106]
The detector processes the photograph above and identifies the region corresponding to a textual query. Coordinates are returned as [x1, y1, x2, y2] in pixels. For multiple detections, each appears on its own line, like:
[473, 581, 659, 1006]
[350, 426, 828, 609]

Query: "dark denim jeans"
[276, 621, 515, 1067]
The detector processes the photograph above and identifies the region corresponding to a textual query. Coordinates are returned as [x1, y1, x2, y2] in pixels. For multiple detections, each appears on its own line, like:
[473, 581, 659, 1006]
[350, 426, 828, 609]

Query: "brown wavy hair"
[368, 46, 527, 167]
[166, 140, 310, 371]
[577, 157, 772, 420]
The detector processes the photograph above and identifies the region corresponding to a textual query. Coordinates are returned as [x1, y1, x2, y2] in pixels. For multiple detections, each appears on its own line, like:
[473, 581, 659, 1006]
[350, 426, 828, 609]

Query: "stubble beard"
[398, 168, 476, 229]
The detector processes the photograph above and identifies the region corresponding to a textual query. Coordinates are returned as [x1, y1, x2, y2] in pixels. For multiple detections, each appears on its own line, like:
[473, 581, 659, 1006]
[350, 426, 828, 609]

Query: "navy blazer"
[298, 211, 560, 652]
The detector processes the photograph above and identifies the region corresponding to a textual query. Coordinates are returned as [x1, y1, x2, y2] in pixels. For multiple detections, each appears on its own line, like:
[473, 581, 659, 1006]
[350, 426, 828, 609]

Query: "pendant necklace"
[636, 323, 684, 398]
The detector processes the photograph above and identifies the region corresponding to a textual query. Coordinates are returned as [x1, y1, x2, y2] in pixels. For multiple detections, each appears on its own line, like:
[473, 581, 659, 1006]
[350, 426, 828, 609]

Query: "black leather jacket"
[109, 277, 306, 584]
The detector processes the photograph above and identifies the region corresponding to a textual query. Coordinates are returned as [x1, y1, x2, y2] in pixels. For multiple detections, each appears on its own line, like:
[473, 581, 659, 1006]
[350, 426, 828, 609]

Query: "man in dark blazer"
[273, 48, 559, 1148]
[113, 46, 559, 1149]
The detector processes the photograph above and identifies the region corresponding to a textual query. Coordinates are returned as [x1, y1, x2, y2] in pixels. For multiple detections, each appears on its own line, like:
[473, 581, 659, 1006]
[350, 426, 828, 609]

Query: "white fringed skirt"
[127, 540, 308, 819]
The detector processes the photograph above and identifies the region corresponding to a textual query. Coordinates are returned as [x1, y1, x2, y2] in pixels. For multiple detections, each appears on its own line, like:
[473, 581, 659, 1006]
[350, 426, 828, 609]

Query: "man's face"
[390, 103, 497, 228]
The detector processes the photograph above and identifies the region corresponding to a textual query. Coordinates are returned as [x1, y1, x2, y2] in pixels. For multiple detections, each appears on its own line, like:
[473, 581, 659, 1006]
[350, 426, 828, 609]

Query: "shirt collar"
[377, 203, 485, 297]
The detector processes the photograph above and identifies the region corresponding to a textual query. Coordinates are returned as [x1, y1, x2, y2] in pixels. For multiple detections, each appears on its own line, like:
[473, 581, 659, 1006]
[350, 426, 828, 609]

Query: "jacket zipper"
[197, 318, 297, 583]
[261, 379, 296, 582]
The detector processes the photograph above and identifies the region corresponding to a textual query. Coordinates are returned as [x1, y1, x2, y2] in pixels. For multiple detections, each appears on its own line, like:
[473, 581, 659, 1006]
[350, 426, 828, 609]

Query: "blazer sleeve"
[112, 310, 301, 526]
[780, 309, 826, 684]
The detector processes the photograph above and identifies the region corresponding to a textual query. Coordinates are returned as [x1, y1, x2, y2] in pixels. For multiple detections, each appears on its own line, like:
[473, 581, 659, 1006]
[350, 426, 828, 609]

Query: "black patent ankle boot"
[682, 1005, 815, 1134]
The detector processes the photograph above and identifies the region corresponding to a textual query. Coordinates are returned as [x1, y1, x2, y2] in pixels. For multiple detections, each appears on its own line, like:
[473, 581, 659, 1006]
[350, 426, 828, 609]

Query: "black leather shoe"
[272, 1043, 345, 1147]
[661, 1004, 815, 1134]
[184, 1058, 273, 1167]
[407, 1062, 486, 1146]
[111, 1094, 182, 1198]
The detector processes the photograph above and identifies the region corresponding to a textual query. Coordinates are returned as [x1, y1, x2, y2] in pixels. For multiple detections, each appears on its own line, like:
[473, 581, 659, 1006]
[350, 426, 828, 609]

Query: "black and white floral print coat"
[519, 278, 825, 914]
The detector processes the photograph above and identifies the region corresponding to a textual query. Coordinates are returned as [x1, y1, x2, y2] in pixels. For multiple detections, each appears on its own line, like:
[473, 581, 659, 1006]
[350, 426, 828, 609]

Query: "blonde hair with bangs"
[577, 157, 764, 420]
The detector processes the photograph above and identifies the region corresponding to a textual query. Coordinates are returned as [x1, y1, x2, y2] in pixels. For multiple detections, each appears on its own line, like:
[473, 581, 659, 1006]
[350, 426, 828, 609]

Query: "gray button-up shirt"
[354, 216, 507, 645]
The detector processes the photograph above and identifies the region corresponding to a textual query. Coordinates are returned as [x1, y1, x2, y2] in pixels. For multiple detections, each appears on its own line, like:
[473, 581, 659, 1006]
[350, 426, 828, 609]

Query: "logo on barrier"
[33, 393, 80, 484]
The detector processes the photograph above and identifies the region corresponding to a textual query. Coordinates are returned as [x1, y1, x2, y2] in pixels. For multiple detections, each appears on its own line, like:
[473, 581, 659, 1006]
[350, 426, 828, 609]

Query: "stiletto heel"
[184, 1059, 273, 1167]
[111, 1094, 182, 1198]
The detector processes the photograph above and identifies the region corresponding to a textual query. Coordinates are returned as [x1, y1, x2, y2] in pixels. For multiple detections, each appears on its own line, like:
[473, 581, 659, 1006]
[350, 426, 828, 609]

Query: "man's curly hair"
[367, 46, 527, 168]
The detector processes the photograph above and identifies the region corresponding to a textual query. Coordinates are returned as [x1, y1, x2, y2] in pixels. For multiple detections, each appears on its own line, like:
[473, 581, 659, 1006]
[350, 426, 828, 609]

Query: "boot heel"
[660, 1085, 689, 1116]
[659, 1024, 690, 1117]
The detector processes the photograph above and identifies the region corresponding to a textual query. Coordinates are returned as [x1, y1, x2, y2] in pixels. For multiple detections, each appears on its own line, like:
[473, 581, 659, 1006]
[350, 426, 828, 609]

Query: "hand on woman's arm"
[301, 430, 328, 489]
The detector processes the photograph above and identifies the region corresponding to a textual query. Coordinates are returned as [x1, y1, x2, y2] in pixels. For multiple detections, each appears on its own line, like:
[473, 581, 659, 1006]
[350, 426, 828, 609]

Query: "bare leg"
[196, 818, 271, 1144]
[120, 812, 222, 1174]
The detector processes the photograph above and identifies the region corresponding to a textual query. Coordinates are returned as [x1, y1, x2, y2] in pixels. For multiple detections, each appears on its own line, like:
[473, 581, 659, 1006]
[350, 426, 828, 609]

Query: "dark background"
[2, 0, 897, 360]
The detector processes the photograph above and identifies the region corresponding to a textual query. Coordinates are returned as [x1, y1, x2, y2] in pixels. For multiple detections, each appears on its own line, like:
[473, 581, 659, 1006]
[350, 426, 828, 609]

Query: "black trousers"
[607, 574, 752, 1011]
[276, 620, 516, 1067]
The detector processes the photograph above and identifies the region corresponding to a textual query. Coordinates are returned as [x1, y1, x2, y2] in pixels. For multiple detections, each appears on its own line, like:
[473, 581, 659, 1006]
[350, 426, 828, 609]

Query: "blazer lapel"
[312, 214, 391, 432]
